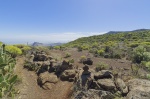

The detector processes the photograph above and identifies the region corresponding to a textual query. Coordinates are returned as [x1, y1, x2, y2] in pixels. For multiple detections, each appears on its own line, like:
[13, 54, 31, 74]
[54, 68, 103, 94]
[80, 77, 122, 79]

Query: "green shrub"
[89, 48, 97, 54]
[54, 46, 60, 50]
[146, 74, 150, 80]
[21, 46, 31, 54]
[64, 52, 71, 58]
[68, 58, 74, 63]
[79, 55, 86, 63]
[145, 62, 150, 71]
[132, 46, 146, 63]
[143, 52, 150, 61]
[5, 45, 22, 58]
[129, 43, 139, 48]
[97, 49, 105, 56]
[95, 62, 109, 72]
[92, 42, 99, 48]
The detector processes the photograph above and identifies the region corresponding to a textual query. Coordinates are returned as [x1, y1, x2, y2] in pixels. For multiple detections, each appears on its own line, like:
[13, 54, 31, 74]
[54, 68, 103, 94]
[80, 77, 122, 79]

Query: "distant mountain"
[32, 42, 44, 46]
[31, 42, 64, 47]
[47, 43, 64, 46]
[107, 29, 150, 34]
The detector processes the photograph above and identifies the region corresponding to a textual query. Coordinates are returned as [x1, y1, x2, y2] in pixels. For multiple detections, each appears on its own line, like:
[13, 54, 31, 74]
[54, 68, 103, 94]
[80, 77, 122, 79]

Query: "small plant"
[131, 64, 140, 76]
[79, 55, 86, 63]
[54, 46, 60, 50]
[68, 58, 74, 63]
[146, 74, 150, 80]
[64, 52, 71, 58]
[95, 62, 109, 72]
[97, 49, 105, 56]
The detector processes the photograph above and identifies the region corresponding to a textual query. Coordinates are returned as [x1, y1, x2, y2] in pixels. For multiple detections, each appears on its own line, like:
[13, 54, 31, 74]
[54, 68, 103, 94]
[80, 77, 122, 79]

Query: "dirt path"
[14, 57, 73, 99]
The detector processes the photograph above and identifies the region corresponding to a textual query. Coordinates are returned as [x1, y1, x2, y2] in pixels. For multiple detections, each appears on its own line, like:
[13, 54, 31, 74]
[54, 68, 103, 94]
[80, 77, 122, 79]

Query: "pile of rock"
[74, 66, 150, 99]
[25, 51, 79, 89]
[36, 60, 78, 89]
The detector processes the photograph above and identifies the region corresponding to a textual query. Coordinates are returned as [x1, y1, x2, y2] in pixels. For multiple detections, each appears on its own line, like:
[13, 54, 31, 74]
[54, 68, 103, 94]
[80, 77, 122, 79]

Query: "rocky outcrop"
[126, 79, 150, 99]
[127, 79, 150, 92]
[126, 90, 150, 99]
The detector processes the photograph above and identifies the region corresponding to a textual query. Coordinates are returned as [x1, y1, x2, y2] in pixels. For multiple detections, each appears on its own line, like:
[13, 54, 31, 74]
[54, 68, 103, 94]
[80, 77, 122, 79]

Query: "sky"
[0, 0, 150, 44]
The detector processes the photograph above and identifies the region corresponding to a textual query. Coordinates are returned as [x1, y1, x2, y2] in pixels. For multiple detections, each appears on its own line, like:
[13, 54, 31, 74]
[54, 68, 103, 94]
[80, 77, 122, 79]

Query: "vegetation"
[64, 52, 71, 58]
[63, 29, 150, 63]
[5, 45, 22, 58]
[14, 44, 31, 54]
[0, 44, 18, 98]
[95, 62, 109, 72]
[79, 55, 86, 63]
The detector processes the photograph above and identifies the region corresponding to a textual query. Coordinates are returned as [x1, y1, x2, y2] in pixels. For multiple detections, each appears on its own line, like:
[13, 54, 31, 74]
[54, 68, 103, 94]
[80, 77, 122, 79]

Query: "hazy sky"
[0, 0, 150, 44]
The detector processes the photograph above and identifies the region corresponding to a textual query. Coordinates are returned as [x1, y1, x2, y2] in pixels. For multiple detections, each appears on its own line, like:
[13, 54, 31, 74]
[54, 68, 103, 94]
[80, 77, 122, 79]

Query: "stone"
[94, 70, 113, 80]
[83, 58, 93, 65]
[37, 72, 58, 85]
[115, 78, 128, 95]
[42, 83, 54, 90]
[60, 69, 76, 81]
[97, 79, 116, 92]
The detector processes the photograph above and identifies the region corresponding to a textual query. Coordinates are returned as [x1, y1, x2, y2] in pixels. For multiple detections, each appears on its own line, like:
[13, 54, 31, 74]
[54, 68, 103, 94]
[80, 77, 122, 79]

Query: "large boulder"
[37, 72, 58, 89]
[126, 79, 150, 99]
[60, 69, 77, 81]
[97, 79, 116, 92]
[126, 90, 150, 99]
[94, 70, 113, 80]
[83, 58, 93, 65]
[74, 89, 114, 99]
[115, 78, 128, 95]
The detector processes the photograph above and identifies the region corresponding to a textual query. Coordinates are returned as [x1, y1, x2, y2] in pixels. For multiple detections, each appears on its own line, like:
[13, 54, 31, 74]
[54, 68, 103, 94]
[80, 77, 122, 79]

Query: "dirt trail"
[14, 57, 72, 99]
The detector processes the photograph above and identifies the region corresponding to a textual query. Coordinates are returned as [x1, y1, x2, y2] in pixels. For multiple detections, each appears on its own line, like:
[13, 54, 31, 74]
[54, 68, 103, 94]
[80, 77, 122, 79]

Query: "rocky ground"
[14, 48, 150, 99]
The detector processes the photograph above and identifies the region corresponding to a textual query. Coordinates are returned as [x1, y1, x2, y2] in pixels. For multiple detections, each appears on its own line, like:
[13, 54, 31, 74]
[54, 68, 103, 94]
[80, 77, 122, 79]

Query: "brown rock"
[38, 72, 58, 84]
[97, 79, 116, 92]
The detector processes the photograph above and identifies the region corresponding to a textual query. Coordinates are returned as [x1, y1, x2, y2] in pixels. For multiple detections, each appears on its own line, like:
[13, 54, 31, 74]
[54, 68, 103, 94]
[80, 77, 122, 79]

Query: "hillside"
[62, 29, 150, 64]
[64, 29, 150, 47]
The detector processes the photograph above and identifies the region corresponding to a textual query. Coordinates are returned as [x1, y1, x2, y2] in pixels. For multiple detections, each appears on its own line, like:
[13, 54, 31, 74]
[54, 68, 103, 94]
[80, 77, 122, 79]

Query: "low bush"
[95, 62, 109, 72]
[68, 58, 74, 63]
[97, 49, 105, 56]
[146, 74, 150, 80]
[64, 52, 71, 58]
[79, 55, 86, 63]
[54, 46, 60, 50]
[5, 45, 22, 58]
